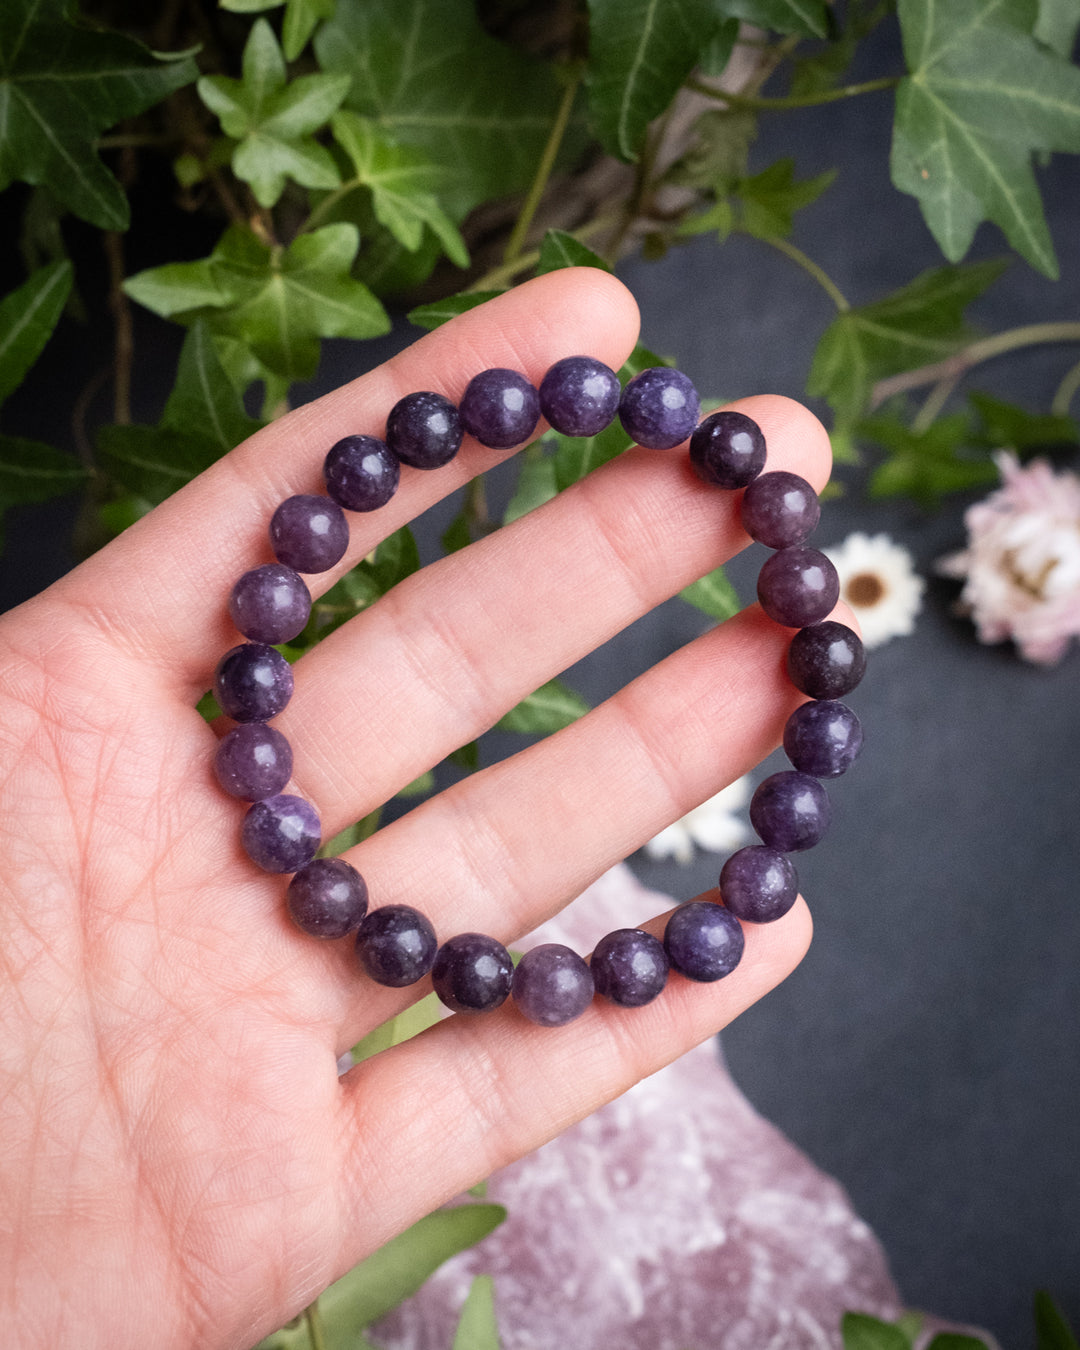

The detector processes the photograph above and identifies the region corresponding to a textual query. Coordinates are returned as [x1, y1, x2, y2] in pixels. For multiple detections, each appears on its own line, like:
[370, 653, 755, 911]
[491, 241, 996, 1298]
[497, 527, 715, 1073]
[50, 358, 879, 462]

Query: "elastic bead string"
[211, 359, 866, 1028]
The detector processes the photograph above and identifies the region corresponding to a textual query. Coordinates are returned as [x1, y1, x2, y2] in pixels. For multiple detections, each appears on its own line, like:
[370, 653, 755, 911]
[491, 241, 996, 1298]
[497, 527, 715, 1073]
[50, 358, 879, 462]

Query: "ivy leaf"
[891, 0, 1080, 278]
[968, 390, 1079, 450]
[841, 1311, 913, 1350]
[351, 991, 442, 1064]
[363, 523, 421, 594]
[125, 224, 389, 380]
[682, 158, 836, 241]
[536, 229, 611, 274]
[0, 435, 87, 552]
[1035, 1289, 1080, 1350]
[860, 408, 996, 505]
[1035, 0, 1080, 57]
[198, 19, 348, 208]
[586, 0, 721, 160]
[807, 259, 1008, 426]
[503, 446, 558, 523]
[331, 111, 468, 266]
[496, 678, 589, 734]
[700, 17, 741, 77]
[552, 419, 634, 491]
[669, 108, 757, 190]
[680, 565, 740, 619]
[719, 0, 829, 39]
[316, 0, 565, 216]
[0, 260, 72, 410]
[925, 1337, 993, 1349]
[0, 0, 197, 229]
[407, 291, 503, 331]
[162, 321, 263, 451]
[452, 1275, 502, 1350]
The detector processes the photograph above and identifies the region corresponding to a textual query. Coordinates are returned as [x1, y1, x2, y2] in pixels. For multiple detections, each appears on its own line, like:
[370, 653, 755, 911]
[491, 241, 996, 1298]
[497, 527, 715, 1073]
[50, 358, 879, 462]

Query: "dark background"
[2, 19, 1078, 1349]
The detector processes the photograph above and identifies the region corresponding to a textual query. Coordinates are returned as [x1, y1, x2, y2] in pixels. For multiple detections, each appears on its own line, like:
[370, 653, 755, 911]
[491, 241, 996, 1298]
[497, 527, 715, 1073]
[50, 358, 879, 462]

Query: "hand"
[0, 269, 825, 1350]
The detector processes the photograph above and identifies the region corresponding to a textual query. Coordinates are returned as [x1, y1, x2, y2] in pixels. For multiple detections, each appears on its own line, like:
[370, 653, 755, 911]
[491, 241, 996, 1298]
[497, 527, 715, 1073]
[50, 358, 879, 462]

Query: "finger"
[42, 269, 640, 688]
[332, 892, 813, 1260]
[281, 395, 831, 839]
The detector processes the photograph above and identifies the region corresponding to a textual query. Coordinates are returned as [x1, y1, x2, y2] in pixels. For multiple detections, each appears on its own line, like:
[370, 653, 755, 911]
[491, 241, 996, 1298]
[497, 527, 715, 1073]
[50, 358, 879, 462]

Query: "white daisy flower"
[644, 776, 752, 864]
[824, 531, 924, 648]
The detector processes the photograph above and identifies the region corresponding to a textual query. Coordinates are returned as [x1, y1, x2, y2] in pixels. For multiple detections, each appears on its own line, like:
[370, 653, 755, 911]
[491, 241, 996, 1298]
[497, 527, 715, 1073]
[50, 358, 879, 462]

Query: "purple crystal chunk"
[663, 901, 744, 983]
[757, 546, 839, 628]
[719, 846, 799, 923]
[214, 722, 293, 801]
[432, 932, 514, 1013]
[356, 904, 438, 987]
[783, 699, 863, 777]
[459, 368, 540, 449]
[787, 621, 867, 699]
[324, 434, 401, 512]
[512, 943, 594, 1026]
[286, 857, 368, 938]
[229, 563, 311, 644]
[241, 793, 320, 873]
[590, 928, 669, 1008]
[270, 494, 349, 574]
[539, 356, 621, 437]
[740, 471, 821, 548]
[619, 367, 701, 450]
[689, 410, 766, 488]
[386, 390, 463, 469]
[213, 643, 294, 722]
[750, 771, 830, 853]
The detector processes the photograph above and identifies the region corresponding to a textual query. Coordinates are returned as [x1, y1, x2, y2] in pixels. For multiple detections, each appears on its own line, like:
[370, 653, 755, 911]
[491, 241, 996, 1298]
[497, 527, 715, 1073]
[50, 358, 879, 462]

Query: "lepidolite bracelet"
[211, 356, 866, 1029]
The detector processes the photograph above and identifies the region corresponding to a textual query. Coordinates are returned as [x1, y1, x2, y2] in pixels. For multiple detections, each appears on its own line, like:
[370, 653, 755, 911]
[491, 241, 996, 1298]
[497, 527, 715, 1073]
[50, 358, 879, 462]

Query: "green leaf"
[720, 0, 829, 38]
[0, 0, 197, 229]
[700, 17, 740, 77]
[0, 261, 72, 410]
[1035, 1289, 1080, 1350]
[807, 259, 1008, 425]
[1036, 0, 1080, 56]
[891, 0, 1080, 277]
[586, 0, 720, 160]
[440, 511, 472, 555]
[364, 523, 421, 593]
[503, 446, 558, 523]
[0, 435, 88, 551]
[925, 1336, 992, 1349]
[95, 425, 222, 506]
[449, 740, 480, 772]
[162, 322, 262, 450]
[198, 19, 348, 207]
[552, 419, 634, 492]
[536, 229, 612, 275]
[282, 0, 336, 60]
[680, 565, 740, 619]
[732, 158, 837, 240]
[452, 1275, 502, 1350]
[407, 291, 503, 332]
[126, 224, 389, 380]
[331, 111, 468, 266]
[968, 390, 1079, 449]
[622, 343, 673, 377]
[669, 108, 757, 190]
[496, 678, 589, 733]
[316, 0, 565, 216]
[352, 991, 442, 1063]
[860, 408, 997, 505]
[397, 769, 435, 798]
[841, 1311, 913, 1350]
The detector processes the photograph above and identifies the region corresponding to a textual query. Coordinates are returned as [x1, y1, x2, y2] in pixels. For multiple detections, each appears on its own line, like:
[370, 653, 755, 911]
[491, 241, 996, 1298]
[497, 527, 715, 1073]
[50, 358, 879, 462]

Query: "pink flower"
[937, 452, 1080, 664]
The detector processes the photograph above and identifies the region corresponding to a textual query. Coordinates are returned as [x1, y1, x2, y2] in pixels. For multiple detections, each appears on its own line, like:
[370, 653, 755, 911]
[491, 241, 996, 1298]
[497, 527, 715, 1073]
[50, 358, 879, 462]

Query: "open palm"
[0, 270, 826, 1350]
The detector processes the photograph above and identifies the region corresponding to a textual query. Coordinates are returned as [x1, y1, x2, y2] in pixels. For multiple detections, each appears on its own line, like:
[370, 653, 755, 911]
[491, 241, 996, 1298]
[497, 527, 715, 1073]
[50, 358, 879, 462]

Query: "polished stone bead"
[213, 643, 294, 722]
[512, 943, 594, 1026]
[324, 434, 401, 511]
[750, 771, 830, 853]
[618, 367, 700, 449]
[590, 928, 669, 1007]
[689, 410, 766, 488]
[719, 846, 799, 923]
[459, 368, 540, 449]
[286, 857, 368, 938]
[356, 904, 438, 987]
[663, 901, 744, 982]
[432, 932, 514, 1013]
[214, 722, 292, 800]
[229, 563, 311, 644]
[787, 621, 867, 699]
[386, 390, 463, 469]
[539, 356, 621, 437]
[757, 546, 839, 628]
[740, 471, 821, 548]
[270, 494, 349, 574]
[783, 699, 863, 777]
[241, 793, 320, 873]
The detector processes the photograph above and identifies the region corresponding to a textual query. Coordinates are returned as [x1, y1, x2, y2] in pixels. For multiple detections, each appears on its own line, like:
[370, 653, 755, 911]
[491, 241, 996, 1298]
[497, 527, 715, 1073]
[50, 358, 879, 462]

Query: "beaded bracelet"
[211, 356, 866, 1029]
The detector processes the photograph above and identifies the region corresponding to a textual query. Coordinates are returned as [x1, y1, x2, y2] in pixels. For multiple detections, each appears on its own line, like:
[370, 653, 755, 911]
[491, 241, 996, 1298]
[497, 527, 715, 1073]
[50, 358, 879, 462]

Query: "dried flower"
[643, 777, 751, 864]
[824, 531, 924, 648]
[937, 452, 1080, 665]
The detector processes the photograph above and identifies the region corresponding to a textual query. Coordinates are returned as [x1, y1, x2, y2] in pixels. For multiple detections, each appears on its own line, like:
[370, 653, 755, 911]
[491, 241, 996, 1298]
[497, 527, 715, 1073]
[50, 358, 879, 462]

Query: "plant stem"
[467, 213, 620, 292]
[765, 236, 849, 311]
[872, 323, 1080, 406]
[303, 1301, 327, 1350]
[304, 177, 362, 234]
[686, 74, 901, 111]
[503, 68, 583, 266]
[1051, 357, 1080, 418]
[103, 231, 133, 424]
[911, 373, 960, 433]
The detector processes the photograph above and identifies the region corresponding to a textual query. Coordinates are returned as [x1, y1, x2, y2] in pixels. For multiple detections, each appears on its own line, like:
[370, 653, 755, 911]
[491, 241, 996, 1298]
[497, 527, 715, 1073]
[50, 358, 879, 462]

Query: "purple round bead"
[286, 857, 368, 938]
[750, 771, 830, 853]
[241, 793, 320, 873]
[213, 643, 294, 722]
[324, 435, 401, 511]
[229, 563, 311, 644]
[783, 699, 863, 777]
[214, 722, 293, 801]
[757, 546, 840, 628]
[270, 494, 349, 574]
[590, 928, 669, 1008]
[619, 367, 701, 449]
[386, 390, 463, 469]
[512, 943, 594, 1027]
[356, 904, 438, 987]
[787, 621, 867, 699]
[719, 846, 799, 923]
[459, 368, 540, 449]
[740, 471, 821, 548]
[663, 901, 744, 983]
[538, 356, 621, 437]
[689, 410, 766, 488]
[431, 932, 514, 1013]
